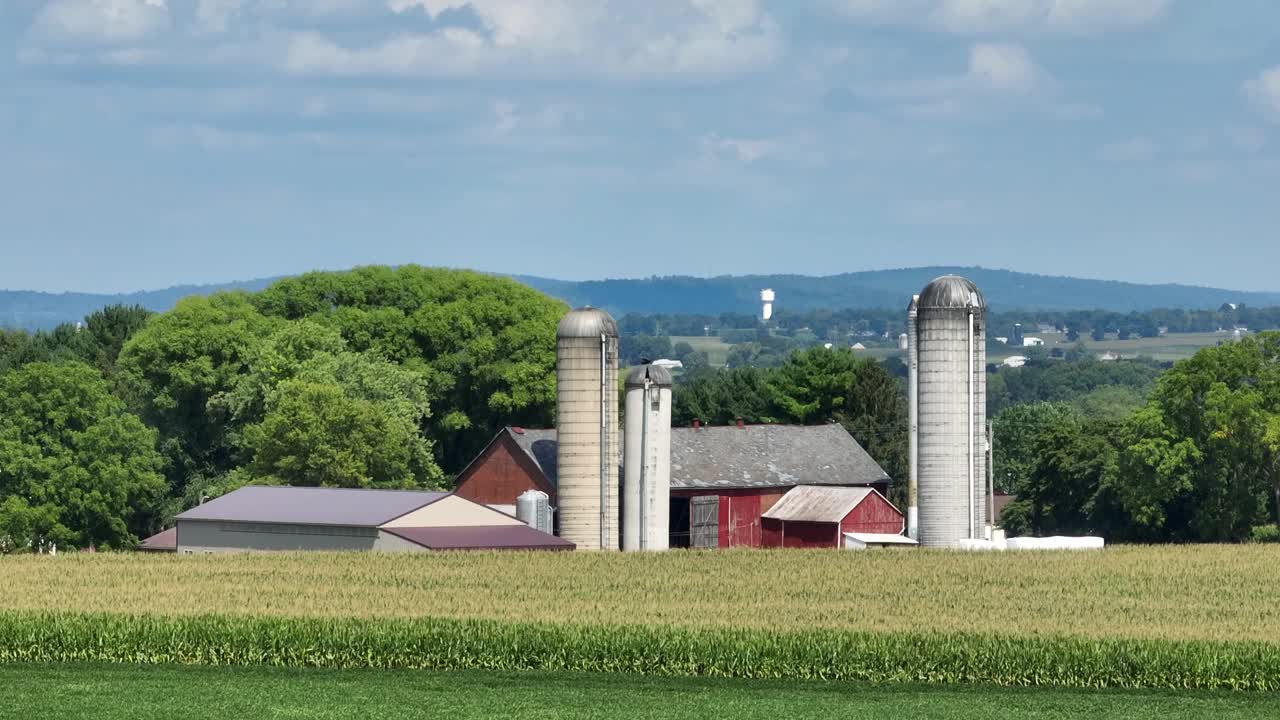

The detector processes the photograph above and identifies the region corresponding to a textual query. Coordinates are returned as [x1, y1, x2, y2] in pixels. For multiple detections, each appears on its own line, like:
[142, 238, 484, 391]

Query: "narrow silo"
[910, 276, 987, 546]
[623, 363, 673, 551]
[556, 307, 621, 550]
[907, 294, 920, 540]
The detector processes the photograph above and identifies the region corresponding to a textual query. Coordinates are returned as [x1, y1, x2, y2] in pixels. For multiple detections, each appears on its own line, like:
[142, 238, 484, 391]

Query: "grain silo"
[623, 363, 673, 551]
[556, 307, 621, 550]
[909, 276, 987, 547]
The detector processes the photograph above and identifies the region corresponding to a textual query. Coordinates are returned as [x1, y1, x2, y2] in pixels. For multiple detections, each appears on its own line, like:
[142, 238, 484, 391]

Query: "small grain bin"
[516, 489, 553, 534]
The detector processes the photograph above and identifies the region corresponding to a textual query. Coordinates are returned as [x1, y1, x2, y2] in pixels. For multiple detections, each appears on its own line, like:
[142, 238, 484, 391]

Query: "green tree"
[242, 379, 438, 489]
[1005, 418, 1119, 536]
[1111, 333, 1280, 541]
[251, 266, 564, 473]
[206, 321, 445, 493]
[0, 362, 166, 550]
[84, 304, 152, 376]
[992, 403, 1077, 494]
[117, 292, 280, 495]
[673, 368, 776, 426]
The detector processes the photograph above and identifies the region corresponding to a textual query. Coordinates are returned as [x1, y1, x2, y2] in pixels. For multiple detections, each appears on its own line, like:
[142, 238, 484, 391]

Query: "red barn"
[760, 485, 904, 549]
[454, 424, 893, 550]
[453, 427, 557, 507]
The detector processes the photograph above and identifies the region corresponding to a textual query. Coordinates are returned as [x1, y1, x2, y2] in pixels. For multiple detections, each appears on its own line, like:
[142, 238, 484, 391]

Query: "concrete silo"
[556, 307, 621, 550]
[908, 276, 987, 547]
[623, 363, 673, 551]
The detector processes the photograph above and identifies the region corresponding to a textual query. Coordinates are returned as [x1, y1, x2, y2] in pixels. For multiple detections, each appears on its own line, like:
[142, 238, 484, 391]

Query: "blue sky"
[1, 0, 1278, 294]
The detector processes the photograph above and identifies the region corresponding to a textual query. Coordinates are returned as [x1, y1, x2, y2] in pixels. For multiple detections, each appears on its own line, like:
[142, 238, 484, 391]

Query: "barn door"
[690, 496, 720, 549]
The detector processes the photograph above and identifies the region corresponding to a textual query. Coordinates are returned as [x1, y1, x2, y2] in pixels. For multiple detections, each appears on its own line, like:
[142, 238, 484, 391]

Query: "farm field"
[4, 546, 1278, 642]
[861, 332, 1231, 363]
[670, 335, 731, 366]
[4, 664, 1278, 720]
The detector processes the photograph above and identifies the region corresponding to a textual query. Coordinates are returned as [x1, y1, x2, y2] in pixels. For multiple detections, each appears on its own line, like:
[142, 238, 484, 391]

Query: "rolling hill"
[3, 267, 1278, 331]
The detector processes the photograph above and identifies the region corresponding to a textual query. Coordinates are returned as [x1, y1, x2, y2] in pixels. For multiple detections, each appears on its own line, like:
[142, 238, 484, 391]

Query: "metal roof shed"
[761, 485, 904, 549]
[171, 486, 548, 554]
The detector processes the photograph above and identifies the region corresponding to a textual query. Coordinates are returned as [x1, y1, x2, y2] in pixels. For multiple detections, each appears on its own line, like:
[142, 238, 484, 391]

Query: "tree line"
[618, 305, 1280, 347]
[995, 333, 1280, 542]
[0, 267, 564, 551]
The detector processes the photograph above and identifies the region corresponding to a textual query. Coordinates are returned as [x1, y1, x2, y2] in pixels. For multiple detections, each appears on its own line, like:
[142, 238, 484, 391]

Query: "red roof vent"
[512, 427, 525, 435]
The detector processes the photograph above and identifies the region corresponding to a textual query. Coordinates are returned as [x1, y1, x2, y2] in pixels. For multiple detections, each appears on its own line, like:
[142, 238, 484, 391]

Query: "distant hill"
[0, 278, 282, 331]
[514, 267, 1280, 316]
[4, 266, 1278, 331]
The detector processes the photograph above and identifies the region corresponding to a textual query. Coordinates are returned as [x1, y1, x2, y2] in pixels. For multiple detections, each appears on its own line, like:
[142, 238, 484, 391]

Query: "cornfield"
[2, 546, 1279, 689]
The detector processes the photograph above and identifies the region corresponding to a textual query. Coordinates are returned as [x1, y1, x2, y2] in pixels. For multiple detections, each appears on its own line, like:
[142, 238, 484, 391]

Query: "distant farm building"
[760, 485, 903, 549]
[142, 486, 573, 554]
[454, 423, 892, 549]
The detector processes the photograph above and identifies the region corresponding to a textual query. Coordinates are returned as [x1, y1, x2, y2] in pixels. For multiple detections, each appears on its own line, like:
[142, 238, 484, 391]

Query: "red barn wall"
[840, 492, 904, 536]
[671, 488, 786, 548]
[760, 519, 840, 549]
[453, 435, 554, 506]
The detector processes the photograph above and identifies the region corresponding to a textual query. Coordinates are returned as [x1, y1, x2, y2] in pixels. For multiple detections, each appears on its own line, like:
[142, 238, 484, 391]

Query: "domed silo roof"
[557, 307, 619, 338]
[917, 275, 986, 310]
[625, 363, 674, 387]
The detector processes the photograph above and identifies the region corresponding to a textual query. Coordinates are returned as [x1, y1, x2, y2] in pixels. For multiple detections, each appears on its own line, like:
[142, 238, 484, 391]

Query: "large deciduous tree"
[251, 266, 565, 472]
[117, 292, 281, 494]
[1110, 333, 1280, 541]
[0, 362, 166, 551]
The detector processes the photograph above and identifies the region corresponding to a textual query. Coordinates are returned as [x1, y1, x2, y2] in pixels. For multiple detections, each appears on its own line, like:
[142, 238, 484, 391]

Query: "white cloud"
[1226, 125, 1267, 153]
[492, 100, 518, 134]
[702, 134, 777, 163]
[1100, 136, 1158, 161]
[34, 0, 170, 44]
[1244, 66, 1280, 123]
[968, 43, 1038, 92]
[286, 0, 781, 80]
[195, 0, 242, 33]
[147, 123, 266, 151]
[829, 0, 1168, 33]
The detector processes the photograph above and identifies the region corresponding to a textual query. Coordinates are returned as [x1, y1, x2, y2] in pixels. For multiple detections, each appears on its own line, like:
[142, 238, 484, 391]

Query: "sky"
[1, 0, 1278, 294]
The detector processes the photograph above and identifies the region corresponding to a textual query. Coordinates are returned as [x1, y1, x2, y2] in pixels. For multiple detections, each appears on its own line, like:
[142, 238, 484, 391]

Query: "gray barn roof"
[508, 427, 559, 483]
[762, 485, 876, 523]
[176, 486, 448, 527]
[503, 423, 889, 490]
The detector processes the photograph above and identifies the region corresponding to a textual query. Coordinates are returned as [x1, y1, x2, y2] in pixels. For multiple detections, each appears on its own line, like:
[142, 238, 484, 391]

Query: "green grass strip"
[1, 612, 1277, 691]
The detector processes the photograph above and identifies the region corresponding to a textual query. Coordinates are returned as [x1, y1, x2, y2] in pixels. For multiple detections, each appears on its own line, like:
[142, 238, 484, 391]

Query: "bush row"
[1, 612, 1279, 691]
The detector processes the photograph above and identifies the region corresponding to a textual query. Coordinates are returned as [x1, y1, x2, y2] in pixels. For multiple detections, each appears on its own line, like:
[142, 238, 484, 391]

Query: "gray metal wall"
[623, 382, 672, 551]
[555, 336, 620, 550]
[175, 519, 385, 553]
[915, 307, 987, 546]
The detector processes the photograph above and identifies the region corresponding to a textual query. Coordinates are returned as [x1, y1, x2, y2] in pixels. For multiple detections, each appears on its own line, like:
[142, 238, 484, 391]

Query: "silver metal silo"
[623, 363, 673, 551]
[911, 276, 987, 547]
[556, 307, 620, 550]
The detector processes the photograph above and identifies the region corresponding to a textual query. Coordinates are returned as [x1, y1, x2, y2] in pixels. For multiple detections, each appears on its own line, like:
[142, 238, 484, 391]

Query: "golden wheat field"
[5, 546, 1279, 643]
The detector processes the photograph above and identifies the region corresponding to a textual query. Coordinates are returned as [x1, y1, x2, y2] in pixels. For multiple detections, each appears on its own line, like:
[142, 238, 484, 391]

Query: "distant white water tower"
[623, 364, 673, 551]
[907, 275, 988, 547]
[556, 307, 621, 551]
[760, 289, 775, 321]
